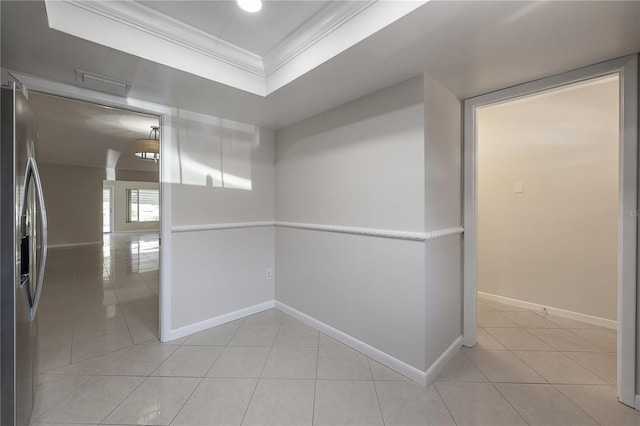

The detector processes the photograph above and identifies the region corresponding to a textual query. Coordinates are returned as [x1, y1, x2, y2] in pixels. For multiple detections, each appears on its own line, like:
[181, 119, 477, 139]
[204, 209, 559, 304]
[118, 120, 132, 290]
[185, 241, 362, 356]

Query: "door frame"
[463, 54, 638, 407]
[9, 71, 175, 342]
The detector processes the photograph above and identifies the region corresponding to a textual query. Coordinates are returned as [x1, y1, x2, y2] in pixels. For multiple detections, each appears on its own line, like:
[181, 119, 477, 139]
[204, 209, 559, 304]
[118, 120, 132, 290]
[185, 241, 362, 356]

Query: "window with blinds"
[127, 189, 159, 222]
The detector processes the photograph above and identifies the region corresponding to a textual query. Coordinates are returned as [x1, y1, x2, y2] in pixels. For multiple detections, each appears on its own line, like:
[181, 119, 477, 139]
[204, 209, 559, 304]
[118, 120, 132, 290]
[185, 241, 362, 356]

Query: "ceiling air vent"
[75, 69, 133, 96]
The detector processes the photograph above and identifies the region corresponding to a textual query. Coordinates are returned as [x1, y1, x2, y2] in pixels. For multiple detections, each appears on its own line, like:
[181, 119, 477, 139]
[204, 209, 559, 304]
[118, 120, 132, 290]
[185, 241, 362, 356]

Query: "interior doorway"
[463, 55, 638, 408]
[477, 74, 619, 325]
[27, 91, 163, 374]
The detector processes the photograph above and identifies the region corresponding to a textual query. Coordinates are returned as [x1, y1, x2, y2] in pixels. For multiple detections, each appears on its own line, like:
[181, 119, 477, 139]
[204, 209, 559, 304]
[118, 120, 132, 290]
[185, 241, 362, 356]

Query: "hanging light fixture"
[134, 126, 160, 162]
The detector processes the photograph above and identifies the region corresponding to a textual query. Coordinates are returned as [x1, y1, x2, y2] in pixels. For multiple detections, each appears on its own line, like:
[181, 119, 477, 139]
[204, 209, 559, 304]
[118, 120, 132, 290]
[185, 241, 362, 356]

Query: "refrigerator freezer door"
[1, 83, 40, 426]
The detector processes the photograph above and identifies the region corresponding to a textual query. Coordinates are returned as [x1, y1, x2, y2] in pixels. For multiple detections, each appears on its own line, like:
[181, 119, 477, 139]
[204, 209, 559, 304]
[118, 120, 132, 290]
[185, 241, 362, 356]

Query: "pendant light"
[134, 126, 160, 162]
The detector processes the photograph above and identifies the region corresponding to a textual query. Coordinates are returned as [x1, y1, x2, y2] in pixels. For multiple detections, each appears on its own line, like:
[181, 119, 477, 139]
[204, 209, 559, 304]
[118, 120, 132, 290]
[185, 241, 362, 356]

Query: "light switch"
[514, 182, 524, 193]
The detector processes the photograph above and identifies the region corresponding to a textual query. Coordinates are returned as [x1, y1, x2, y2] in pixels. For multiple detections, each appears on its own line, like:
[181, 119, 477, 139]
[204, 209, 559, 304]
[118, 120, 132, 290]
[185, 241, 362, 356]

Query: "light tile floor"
[32, 236, 640, 425]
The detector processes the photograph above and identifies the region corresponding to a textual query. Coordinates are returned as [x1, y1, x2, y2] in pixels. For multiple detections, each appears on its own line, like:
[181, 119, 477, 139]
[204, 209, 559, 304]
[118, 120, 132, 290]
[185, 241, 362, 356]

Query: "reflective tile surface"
[31, 242, 640, 425]
[445, 299, 640, 426]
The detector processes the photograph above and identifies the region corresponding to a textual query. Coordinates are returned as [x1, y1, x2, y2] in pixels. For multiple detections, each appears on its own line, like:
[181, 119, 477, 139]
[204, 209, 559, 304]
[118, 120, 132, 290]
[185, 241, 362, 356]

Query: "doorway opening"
[28, 91, 163, 377]
[464, 55, 638, 408]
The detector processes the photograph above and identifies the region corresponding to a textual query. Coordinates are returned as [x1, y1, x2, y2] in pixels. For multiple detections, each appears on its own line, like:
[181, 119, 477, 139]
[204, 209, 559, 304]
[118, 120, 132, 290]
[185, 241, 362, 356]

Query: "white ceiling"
[2, 1, 639, 130]
[139, 0, 329, 56]
[43, 0, 408, 95]
[29, 92, 160, 172]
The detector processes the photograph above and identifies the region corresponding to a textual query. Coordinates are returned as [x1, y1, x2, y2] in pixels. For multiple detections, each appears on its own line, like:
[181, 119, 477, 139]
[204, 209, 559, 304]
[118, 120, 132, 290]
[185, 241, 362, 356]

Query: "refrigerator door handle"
[19, 157, 48, 320]
[29, 157, 47, 320]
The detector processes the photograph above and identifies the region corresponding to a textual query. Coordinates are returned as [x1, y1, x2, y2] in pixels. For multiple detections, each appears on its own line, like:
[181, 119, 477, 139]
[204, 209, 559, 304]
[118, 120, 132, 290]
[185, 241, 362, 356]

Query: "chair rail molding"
[171, 221, 463, 242]
[171, 221, 274, 233]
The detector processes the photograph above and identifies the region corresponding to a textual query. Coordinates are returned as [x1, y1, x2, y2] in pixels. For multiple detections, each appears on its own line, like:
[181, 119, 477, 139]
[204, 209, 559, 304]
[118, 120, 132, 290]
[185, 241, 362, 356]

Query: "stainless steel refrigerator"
[1, 82, 48, 426]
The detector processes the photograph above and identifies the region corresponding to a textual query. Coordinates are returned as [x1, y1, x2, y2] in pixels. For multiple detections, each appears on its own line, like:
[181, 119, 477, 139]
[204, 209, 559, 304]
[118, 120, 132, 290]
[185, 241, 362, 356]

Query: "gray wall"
[423, 74, 463, 370]
[39, 163, 104, 246]
[116, 169, 158, 183]
[169, 120, 276, 330]
[275, 76, 427, 369]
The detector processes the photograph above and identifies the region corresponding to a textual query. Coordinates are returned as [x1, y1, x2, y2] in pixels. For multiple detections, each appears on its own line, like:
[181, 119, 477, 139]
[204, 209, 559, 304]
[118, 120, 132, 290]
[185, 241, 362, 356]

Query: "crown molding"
[45, 0, 428, 96]
[262, 1, 376, 76]
[69, 0, 264, 76]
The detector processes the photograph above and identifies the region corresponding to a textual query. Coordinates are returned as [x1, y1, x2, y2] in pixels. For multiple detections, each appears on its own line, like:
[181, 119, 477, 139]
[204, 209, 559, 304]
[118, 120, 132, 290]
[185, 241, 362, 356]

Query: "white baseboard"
[275, 301, 427, 385]
[163, 298, 462, 387]
[635, 395, 640, 411]
[425, 336, 463, 384]
[48, 241, 102, 249]
[166, 300, 275, 341]
[478, 292, 617, 329]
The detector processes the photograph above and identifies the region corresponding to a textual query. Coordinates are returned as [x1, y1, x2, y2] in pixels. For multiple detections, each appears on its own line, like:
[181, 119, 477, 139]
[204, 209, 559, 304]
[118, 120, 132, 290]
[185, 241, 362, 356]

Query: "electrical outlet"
[266, 268, 273, 280]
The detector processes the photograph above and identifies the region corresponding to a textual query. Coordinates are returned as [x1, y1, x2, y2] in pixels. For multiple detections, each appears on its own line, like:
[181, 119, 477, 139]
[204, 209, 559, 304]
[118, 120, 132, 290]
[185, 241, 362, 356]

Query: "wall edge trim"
[478, 291, 617, 329]
[165, 300, 275, 341]
[275, 300, 427, 385]
[171, 221, 463, 242]
[171, 221, 275, 233]
[425, 335, 464, 385]
[48, 241, 102, 249]
[634, 394, 639, 411]
[276, 221, 426, 241]
[425, 227, 464, 240]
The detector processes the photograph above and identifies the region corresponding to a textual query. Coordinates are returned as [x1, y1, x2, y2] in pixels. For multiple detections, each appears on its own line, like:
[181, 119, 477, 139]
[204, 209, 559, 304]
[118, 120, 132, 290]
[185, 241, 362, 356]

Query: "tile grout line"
[96, 375, 148, 425]
[560, 351, 615, 385]
[457, 345, 492, 383]
[367, 357, 386, 426]
[67, 270, 79, 369]
[478, 301, 619, 426]
[239, 316, 281, 425]
[431, 380, 460, 426]
[166, 376, 207, 426]
[165, 318, 248, 424]
[39, 237, 163, 424]
[36, 255, 97, 423]
[563, 328, 615, 352]
[463, 317, 536, 426]
[509, 343, 607, 386]
[110, 278, 138, 348]
[524, 328, 601, 353]
[550, 382, 607, 426]
[164, 345, 227, 425]
[484, 332, 533, 426]
[311, 329, 320, 426]
[489, 380, 532, 426]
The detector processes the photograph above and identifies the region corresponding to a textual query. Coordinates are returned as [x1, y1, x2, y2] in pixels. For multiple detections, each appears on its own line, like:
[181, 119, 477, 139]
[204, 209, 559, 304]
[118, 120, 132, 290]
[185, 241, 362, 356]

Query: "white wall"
[477, 76, 619, 321]
[39, 163, 104, 246]
[423, 74, 463, 370]
[275, 76, 426, 370]
[103, 179, 160, 233]
[116, 169, 158, 183]
[168, 114, 275, 331]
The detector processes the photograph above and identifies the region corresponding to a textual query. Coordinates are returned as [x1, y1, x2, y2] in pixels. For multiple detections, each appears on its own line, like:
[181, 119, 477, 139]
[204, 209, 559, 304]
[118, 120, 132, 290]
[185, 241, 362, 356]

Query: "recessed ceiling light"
[237, 0, 262, 13]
